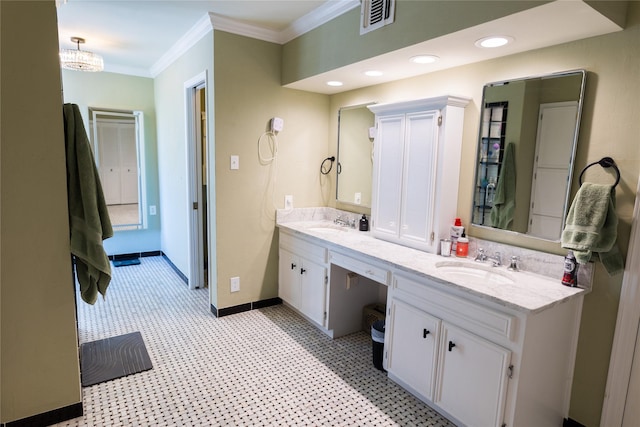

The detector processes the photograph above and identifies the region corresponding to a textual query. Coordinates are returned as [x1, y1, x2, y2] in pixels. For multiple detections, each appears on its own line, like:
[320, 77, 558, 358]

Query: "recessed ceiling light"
[409, 55, 439, 64]
[475, 36, 514, 48]
[364, 70, 383, 77]
[327, 81, 343, 87]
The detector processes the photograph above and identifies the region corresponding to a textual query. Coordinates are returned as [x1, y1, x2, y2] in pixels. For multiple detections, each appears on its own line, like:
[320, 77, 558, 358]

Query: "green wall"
[1, 1, 81, 423]
[213, 30, 330, 310]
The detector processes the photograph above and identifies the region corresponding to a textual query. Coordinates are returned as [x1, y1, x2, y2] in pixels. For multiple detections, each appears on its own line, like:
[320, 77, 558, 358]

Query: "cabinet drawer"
[329, 251, 389, 286]
[280, 232, 327, 264]
[394, 273, 516, 341]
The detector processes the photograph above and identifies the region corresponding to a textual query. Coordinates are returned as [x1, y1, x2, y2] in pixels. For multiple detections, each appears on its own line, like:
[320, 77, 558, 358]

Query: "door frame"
[184, 71, 208, 290]
[601, 174, 640, 426]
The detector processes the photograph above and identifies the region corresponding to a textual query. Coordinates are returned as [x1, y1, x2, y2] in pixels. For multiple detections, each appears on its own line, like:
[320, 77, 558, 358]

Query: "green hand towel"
[63, 104, 113, 304]
[561, 183, 624, 276]
[490, 142, 516, 230]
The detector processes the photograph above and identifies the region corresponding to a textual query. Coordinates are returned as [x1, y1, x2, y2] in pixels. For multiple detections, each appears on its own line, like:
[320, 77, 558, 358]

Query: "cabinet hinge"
[430, 231, 435, 242]
[437, 114, 443, 126]
[192, 202, 198, 210]
[325, 275, 328, 285]
[324, 311, 327, 320]
[508, 364, 514, 379]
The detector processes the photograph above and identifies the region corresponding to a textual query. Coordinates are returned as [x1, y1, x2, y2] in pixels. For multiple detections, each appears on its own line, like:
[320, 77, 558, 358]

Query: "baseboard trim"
[108, 250, 162, 261]
[4, 402, 83, 427]
[160, 253, 189, 285]
[211, 297, 282, 318]
[563, 417, 586, 427]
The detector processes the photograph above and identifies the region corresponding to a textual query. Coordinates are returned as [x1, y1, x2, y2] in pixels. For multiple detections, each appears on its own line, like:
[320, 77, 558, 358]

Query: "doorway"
[185, 72, 210, 291]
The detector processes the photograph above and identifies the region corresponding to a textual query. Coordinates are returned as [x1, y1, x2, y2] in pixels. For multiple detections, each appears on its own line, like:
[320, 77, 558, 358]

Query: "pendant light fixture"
[60, 37, 104, 72]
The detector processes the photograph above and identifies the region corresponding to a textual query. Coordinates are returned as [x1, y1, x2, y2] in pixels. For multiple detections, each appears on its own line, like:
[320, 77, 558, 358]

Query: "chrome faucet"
[475, 248, 487, 262]
[508, 256, 520, 271]
[334, 215, 355, 228]
[487, 252, 502, 267]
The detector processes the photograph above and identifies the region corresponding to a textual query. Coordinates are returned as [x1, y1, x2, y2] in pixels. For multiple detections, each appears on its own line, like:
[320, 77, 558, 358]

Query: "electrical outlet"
[230, 277, 240, 293]
[284, 195, 293, 210]
[354, 192, 362, 205]
[230, 155, 239, 170]
[149, 205, 157, 215]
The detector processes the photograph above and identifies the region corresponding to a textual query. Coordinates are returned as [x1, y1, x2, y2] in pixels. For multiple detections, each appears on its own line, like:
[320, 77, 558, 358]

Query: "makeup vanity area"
[276, 72, 590, 427]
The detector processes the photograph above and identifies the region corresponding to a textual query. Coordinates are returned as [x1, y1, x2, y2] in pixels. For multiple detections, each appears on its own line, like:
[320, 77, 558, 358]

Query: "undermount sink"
[435, 261, 514, 285]
[307, 224, 347, 233]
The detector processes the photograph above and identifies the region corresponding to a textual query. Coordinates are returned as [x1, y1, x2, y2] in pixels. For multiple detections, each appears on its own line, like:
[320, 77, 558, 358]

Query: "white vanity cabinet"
[278, 232, 328, 327]
[369, 96, 470, 253]
[385, 271, 582, 427]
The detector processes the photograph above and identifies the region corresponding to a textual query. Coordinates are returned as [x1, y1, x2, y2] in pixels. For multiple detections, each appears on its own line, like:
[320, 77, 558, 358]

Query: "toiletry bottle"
[359, 214, 369, 231]
[455, 232, 469, 258]
[561, 251, 579, 287]
[450, 218, 464, 252]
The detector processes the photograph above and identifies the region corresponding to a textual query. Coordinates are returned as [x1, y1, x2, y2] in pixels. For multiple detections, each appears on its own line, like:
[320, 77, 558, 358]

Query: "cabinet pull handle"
[291, 263, 296, 270]
[448, 341, 456, 352]
[300, 268, 306, 275]
[423, 329, 430, 338]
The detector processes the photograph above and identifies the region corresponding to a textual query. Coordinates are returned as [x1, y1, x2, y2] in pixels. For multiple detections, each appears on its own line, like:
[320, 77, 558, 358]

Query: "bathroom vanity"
[276, 211, 587, 427]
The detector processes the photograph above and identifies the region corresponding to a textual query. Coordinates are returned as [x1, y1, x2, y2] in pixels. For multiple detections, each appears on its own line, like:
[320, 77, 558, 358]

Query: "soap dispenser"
[359, 214, 369, 231]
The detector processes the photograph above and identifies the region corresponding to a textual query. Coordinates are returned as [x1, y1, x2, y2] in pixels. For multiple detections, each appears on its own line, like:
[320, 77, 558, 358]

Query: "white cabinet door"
[400, 111, 439, 247]
[436, 322, 511, 427]
[387, 298, 440, 400]
[278, 238, 327, 327]
[299, 258, 327, 326]
[278, 248, 301, 311]
[372, 114, 404, 237]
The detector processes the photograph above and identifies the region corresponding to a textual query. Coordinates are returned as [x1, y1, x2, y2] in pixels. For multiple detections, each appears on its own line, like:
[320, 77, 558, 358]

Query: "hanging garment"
[63, 103, 113, 304]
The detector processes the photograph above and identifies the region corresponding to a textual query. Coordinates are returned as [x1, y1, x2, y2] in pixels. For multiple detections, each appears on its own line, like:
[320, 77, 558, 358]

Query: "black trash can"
[371, 320, 386, 371]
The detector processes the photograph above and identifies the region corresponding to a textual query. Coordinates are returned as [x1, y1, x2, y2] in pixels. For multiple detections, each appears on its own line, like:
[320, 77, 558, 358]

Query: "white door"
[400, 110, 438, 247]
[372, 114, 404, 237]
[528, 101, 578, 239]
[278, 248, 300, 310]
[299, 258, 327, 326]
[623, 327, 640, 426]
[387, 298, 440, 400]
[436, 322, 511, 427]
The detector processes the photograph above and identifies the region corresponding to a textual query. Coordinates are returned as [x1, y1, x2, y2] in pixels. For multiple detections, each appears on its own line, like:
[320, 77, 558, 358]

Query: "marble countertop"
[277, 219, 588, 315]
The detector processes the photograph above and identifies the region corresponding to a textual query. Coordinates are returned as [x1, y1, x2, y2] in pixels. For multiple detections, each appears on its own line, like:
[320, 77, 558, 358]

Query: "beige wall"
[326, 3, 639, 424]
[213, 31, 330, 309]
[0, 0, 81, 423]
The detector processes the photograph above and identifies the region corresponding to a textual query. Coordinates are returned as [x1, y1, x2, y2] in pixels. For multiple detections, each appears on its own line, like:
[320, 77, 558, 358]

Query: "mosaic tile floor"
[55, 256, 455, 426]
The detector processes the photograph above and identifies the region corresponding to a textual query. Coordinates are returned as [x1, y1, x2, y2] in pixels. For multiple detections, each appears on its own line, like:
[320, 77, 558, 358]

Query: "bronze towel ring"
[578, 156, 620, 188]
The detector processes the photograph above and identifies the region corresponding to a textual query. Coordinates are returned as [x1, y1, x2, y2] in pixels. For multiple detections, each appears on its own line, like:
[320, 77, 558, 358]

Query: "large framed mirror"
[89, 107, 147, 231]
[471, 70, 586, 241]
[336, 103, 375, 207]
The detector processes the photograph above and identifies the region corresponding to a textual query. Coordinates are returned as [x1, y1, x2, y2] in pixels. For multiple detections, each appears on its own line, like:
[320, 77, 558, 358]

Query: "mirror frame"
[335, 102, 376, 207]
[471, 69, 587, 242]
[89, 107, 147, 231]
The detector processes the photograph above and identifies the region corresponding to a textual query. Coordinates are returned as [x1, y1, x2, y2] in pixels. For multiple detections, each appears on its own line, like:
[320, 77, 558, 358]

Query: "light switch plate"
[284, 195, 293, 210]
[230, 276, 240, 292]
[230, 155, 239, 170]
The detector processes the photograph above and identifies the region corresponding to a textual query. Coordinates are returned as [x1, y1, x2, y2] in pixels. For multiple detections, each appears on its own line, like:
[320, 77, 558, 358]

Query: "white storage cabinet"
[369, 96, 470, 253]
[385, 271, 583, 427]
[278, 231, 328, 327]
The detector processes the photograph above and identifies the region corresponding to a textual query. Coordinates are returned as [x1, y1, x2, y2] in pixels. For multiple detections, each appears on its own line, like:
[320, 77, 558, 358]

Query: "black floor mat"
[112, 258, 141, 267]
[80, 331, 152, 387]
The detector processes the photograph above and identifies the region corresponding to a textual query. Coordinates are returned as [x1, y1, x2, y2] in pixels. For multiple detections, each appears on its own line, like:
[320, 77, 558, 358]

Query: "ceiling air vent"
[360, 0, 396, 35]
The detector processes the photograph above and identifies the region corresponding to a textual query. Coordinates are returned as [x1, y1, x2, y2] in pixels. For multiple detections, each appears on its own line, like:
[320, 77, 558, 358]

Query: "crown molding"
[150, 1, 358, 76]
[280, 0, 359, 43]
[150, 13, 214, 77]
[209, 13, 282, 44]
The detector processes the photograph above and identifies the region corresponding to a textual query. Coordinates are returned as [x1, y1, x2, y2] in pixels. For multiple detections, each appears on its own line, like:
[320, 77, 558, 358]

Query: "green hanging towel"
[490, 142, 516, 230]
[63, 103, 114, 304]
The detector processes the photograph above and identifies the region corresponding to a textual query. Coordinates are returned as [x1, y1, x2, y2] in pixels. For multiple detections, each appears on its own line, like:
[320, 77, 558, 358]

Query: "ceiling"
[57, 0, 624, 94]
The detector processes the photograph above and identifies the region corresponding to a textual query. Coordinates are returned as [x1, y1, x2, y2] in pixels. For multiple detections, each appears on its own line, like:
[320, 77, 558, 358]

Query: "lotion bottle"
[450, 218, 464, 252]
[455, 232, 469, 258]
